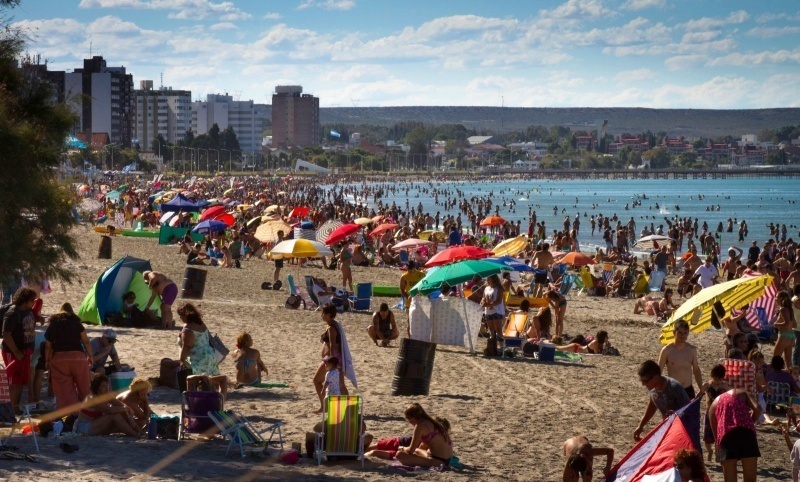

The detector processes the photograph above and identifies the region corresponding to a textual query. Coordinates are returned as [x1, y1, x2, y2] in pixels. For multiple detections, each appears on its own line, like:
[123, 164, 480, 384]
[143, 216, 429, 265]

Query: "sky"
[8, 0, 800, 109]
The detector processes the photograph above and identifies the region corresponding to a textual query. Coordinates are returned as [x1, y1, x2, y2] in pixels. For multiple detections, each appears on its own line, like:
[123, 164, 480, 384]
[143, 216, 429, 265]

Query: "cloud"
[620, 0, 665, 10]
[746, 26, 800, 38]
[614, 68, 657, 82]
[78, 0, 252, 21]
[263, 12, 282, 20]
[539, 0, 613, 20]
[210, 22, 238, 31]
[681, 10, 749, 32]
[297, 0, 355, 11]
[664, 54, 705, 71]
[708, 48, 800, 67]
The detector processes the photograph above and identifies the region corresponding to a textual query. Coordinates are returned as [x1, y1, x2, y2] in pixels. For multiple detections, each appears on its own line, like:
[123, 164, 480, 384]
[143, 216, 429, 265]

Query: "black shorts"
[274, 259, 284, 268]
[718, 427, 760, 461]
[534, 272, 548, 284]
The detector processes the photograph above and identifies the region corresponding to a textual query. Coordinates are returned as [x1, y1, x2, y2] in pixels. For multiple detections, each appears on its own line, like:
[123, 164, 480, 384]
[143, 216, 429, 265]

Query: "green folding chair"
[315, 395, 364, 466]
[207, 410, 284, 458]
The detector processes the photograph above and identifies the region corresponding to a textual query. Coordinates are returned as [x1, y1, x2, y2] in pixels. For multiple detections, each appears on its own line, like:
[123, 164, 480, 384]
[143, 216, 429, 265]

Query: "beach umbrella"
[660, 274, 774, 345]
[391, 238, 433, 251]
[325, 223, 360, 246]
[158, 212, 175, 225]
[246, 216, 263, 229]
[369, 223, 398, 238]
[316, 219, 344, 243]
[254, 219, 292, 244]
[559, 252, 596, 267]
[236, 204, 252, 211]
[268, 239, 332, 259]
[371, 215, 384, 224]
[409, 259, 511, 296]
[289, 206, 310, 219]
[134, 188, 147, 194]
[223, 188, 234, 196]
[199, 205, 226, 221]
[485, 256, 534, 272]
[634, 235, 673, 251]
[419, 230, 446, 242]
[192, 220, 228, 234]
[491, 235, 527, 257]
[741, 271, 779, 328]
[425, 245, 493, 268]
[213, 212, 236, 227]
[353, 217, 373, 226]
[78, 185, 90, 193]
[480, 215, 506, 227]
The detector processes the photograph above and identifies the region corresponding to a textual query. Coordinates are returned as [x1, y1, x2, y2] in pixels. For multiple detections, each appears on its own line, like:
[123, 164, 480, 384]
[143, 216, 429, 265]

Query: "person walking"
[45, 306, 92, 414]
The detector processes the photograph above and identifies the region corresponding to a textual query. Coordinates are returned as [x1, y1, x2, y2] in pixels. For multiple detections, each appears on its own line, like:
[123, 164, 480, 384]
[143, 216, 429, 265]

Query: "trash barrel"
[391, 338, 436, 396]
[181, 267, 207, 300]
[98, 235, 112, 259]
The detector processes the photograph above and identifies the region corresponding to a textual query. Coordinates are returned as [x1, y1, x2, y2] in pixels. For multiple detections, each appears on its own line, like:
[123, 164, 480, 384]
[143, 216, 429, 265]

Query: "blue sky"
[9, 0, 800, 108]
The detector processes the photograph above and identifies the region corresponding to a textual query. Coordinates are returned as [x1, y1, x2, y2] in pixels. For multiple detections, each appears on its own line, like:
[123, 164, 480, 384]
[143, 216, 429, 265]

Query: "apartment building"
[134, 80, 191, 148]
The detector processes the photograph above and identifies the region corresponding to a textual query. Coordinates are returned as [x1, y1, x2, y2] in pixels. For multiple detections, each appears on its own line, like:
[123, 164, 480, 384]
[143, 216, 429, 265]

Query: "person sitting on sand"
[186, 242, 209, 266]
[74, 373, 141, 437]
[368, 303, 400, 347]
[116, 377, 153, 430]
[555, 331, 609, 355]
[366, 416, 450, 460]
[676, 267, 701, 298]
[232, 332, 268, 387]
[527, 305, 553, 340]
[394, 403, 454, 468]
[562, 435, 614, 482]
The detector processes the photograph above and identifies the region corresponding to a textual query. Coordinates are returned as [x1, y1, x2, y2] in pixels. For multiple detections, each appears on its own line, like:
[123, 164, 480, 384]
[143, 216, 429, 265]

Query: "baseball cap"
[102, 328, 118, 340]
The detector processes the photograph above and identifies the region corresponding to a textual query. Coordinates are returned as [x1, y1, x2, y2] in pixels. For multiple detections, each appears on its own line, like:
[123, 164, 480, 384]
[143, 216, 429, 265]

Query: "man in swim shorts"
[143, 270, 178, 329]
[657, 320, 703, 399]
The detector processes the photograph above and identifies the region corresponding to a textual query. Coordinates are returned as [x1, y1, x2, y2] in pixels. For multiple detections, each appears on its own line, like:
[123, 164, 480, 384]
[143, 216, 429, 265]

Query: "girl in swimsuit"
[555, 331, 609, 355]
[75, 373, 141, 436]
[313, 304, 348, 412]
[232, 332, 267, 387]
[774, 291, 797, 369]
[395, 403, 454, 468]
[546, 290, 567, 338]
[338, 245, 354, 292]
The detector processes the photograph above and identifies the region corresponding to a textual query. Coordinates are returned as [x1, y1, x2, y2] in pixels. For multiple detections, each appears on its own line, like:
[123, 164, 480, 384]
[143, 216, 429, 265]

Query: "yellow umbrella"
[660, 274, 774, 345]
[268, 239, 333, 259]
[492, 235, 528, 257]
[223, 188, 234, 196]
[419, 230, 446, 241]
[254, 219, 292, 244]
[354, 217, 373, 226]
[236, 204, 252, 211]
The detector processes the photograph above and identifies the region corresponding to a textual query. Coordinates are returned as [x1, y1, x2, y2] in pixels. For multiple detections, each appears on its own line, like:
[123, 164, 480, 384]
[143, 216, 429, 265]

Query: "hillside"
[317, 106, 800, 138]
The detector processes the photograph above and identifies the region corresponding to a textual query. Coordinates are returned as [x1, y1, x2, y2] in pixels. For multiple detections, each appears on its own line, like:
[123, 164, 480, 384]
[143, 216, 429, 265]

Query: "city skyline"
[11, 0, 800, 109]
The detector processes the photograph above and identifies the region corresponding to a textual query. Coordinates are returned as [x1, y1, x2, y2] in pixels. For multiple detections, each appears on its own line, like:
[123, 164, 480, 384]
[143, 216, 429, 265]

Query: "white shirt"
[483, 286, 505, 316]
[324, 368, 341, 396]
[694, 264, 718, 288]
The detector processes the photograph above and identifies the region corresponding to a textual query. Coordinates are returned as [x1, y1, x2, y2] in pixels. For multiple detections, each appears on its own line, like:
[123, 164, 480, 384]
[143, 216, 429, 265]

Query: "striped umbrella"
[491, 235, 527, 257]
[316, 219, 343, 243]
[660, 274, 774, 344]
[254, 219, 292, 243]
[742, 271, 778, 328]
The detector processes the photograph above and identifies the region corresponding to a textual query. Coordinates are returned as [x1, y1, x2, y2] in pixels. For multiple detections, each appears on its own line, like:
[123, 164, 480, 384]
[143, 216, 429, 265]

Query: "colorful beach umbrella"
[634, 235, 673, 251]
[559, 252, 596, 267]
[369, 223, 398, 238]
[660, 274, 773, 344]
[289, 206, 310, 219]
[199, 205, 226, 221]
[268, 239, 332, 259]
[480, 215, 506, 227]
[491, 235, 527, 257]
[192, 220, 228, 234]
[425, 245, 493, 267]
[213, 212, 236, 227]
[419, 230, 446, 242]
[254, 219, 292, 244]
[325, 223, 360, 246]
[316, 220, 344, 243]
[409, 259, 510, 296]
[392, 238, 433, 251]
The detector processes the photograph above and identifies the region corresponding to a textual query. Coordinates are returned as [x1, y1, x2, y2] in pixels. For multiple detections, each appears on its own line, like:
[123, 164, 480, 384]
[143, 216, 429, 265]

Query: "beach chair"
[720, 358, 757, 398]
[558, 274, 575, 297]
[0, 365, 39, 453]
[398, 250, 409, 268]
[208, 410, 284, 458]
[601, 262, 614, 285]
[765, 382, 791, 414]
[315, 395, 365, 466]
[578, 268, 596, 296]
[632, 274, 649, 297]
[304, 275, 325, 311]
[179, 390, 224, 440]
[349, 283, 373, 312]
[648, 270, 666, 297]
[502, 312, 529, 358]
[287, 274, 314, 309]
[755, 307, 776, 342]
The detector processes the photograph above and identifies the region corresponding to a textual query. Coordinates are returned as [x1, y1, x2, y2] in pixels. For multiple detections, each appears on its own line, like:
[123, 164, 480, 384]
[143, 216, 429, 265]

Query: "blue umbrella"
[485, 256, 534, 272]
[192, 220, 228, 234]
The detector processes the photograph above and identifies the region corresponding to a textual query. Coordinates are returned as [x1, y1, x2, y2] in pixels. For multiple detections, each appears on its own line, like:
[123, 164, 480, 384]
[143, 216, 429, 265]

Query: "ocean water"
[338, 178, 800, 248]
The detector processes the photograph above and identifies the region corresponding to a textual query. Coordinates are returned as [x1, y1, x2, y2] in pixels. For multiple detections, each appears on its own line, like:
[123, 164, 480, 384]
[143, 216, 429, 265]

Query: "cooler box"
[110, 370, 137, 391]
[538, 343, 555, 362]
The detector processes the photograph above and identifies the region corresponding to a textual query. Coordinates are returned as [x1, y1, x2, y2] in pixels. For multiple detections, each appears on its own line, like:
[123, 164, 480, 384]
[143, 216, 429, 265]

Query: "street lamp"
[220, 149, 232, 172]
[209, 149, 219, 173]
[105, 143, 119, 171]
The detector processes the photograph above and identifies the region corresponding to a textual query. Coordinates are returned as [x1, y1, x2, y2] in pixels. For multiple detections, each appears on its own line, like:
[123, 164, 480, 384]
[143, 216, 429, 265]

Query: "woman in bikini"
[313, 304, 348, 412]
[74, 373, 141, 437]
[232, 332, 267, 387]
[116, 377, 153, 430]
[338, 245, 354, 292]
[555, 331, 609, 355]
[395, 403, 454, 468]
[774, 291, 797, 369]
[546, 290, 567, 338]
[527, 306, 553, 340]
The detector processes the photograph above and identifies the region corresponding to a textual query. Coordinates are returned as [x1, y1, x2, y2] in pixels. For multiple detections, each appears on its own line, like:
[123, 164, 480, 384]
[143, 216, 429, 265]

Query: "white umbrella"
[392, 238, 433, 251]
[316, 219, 344, 243]
[634, 235, 673, 251]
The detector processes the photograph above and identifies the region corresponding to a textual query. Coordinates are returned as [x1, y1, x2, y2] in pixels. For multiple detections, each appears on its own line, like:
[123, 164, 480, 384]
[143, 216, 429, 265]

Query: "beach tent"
[78, 256, 161, 325]
[605, 397, 705, 482]
[160, 194, 200, 212]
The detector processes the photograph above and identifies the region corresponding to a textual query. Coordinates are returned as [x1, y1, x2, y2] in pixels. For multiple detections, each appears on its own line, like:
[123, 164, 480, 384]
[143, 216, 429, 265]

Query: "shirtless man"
[531, 243, 554, 297]
[723, 246, 743, 281]
[562, 435, 614, 482]
[657, 320, 703, 399]
[142, 270, 178, 329]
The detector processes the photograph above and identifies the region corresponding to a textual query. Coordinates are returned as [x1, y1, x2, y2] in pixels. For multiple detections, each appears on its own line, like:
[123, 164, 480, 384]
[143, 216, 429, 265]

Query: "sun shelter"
[160, 194, 200, 213]
[78, 256, 161, 325]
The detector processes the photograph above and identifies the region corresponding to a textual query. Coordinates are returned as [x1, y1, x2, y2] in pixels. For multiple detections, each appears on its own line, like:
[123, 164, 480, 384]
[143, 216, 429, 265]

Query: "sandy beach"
[0, 228, 793, 481]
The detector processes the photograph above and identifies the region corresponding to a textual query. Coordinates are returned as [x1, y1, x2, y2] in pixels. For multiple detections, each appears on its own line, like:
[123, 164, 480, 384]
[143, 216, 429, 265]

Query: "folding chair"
[578, 268, 596, 296]
[765, 382, 791, 414]
[0, 365, 39, 453]
[287, 274, 314, 309]
[558, 274, 575, 297]
[208, 410, 284, 458]
[648, 270, 666, 297]
[720, 358, 757, 399]
[349, 283, 373, 312]
[304, 275, 325, 311]
[398, 250, 409, 268]
[632, 274, 649, 297]
[755, 307, 776, 342]
[502, 312, 529, 357]
[315, 395, 365, 466]
[179, 390, 224, 440]
[601, 262, 614, 285]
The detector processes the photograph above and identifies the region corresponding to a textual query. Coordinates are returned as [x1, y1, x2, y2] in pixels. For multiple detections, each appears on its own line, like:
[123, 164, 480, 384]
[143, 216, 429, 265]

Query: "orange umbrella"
[369, 223, 398, 237]
[480, 215, 507, 227]
[559, 252, 596, 267]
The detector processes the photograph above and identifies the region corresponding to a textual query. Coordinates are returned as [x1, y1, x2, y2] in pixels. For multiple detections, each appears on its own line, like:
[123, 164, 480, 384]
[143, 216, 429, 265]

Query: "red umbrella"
[213, 212, 236, 227]
[480, 215, 507, 227]
[369, 223, 398, 238]
[325, 223, 360, 246]
[559, 252, 596, 267]
[289, 206, 310, 219]
[425, 245, 493, 267]
[200, 205, 226, 221]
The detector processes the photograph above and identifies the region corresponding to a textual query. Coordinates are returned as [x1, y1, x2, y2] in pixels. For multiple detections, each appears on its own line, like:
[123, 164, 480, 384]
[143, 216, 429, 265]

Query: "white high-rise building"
[134, 80, 192, 149]
[191, 94, 268, 152]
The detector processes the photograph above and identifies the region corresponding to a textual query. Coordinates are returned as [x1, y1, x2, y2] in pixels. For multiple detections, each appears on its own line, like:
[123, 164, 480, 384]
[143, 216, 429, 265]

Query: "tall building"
[134, 80, 192, 149]
[64, 56, 134, 146]
[190, 94, 268, 152]
[271, 85, 320, 148]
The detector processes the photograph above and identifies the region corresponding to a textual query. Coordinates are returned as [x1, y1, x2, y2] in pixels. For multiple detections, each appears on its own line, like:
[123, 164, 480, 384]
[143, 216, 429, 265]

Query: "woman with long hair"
[481, 274, 505, 340]
[313, 303, 348, 412]
[395, 403, 453, 468]
[774, 291, 796, 369]
[547, 290, 568, 338]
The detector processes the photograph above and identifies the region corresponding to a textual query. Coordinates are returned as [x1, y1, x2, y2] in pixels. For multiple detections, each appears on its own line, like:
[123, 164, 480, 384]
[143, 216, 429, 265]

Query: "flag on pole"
[330, 130, 341, 138]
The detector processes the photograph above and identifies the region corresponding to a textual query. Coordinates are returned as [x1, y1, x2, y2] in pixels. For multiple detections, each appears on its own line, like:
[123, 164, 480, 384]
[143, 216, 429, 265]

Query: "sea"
[335, 178, 800, 249]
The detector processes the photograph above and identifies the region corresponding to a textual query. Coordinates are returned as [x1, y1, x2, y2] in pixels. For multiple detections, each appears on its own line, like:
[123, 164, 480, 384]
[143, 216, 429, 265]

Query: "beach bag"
[484, 337, 499, 357]
[523, 342, 540, 357]
[602, 345, 621, 356]
[209, 333, 229, 363]
[285, 294, 304, 310]
[0, 402, 15, 423]
[154, 416, 179, 440]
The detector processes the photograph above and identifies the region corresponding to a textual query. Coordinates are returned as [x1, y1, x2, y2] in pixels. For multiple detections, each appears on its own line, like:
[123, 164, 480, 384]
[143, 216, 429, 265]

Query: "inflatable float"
[372, 286, 401, 297]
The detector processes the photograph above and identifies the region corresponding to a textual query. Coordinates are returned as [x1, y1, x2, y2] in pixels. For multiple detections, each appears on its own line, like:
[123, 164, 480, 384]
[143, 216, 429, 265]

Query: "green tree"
[677, 151, 698, 167]
[404, 127, 430, 169]
[151, 134, 172, 161]
[0, 0, 79, 284]
[644, 147, 672, 169]
[221, 126, 241, 151]
[208, 123, 221, 149]
[178, 128, 194, 147]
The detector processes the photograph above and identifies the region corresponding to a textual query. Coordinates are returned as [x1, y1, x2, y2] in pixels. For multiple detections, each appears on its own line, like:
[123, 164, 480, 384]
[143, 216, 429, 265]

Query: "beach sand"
[1, 228, 792, 481]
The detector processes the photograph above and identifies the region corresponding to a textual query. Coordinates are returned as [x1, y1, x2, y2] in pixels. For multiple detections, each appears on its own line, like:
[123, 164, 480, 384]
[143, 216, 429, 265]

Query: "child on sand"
[702, 364, 728, 461]
[322, 356, 341, 398]
[232, 332, 268, 387]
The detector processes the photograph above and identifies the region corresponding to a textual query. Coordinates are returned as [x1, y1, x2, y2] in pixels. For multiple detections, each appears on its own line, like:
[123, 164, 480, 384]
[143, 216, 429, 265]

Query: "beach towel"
[409, 297, 482, 352]
[335, 321, 358, 389]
